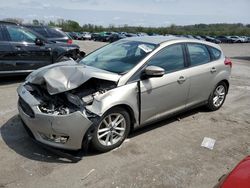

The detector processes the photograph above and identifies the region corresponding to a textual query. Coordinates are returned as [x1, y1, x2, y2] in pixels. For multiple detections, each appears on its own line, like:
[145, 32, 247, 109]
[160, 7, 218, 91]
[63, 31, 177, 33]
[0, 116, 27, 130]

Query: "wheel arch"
[82, 103, 137, 149]
[212, 69, 230, 94]
[217, 79, 229, 94]
[107, 104, 136, 131]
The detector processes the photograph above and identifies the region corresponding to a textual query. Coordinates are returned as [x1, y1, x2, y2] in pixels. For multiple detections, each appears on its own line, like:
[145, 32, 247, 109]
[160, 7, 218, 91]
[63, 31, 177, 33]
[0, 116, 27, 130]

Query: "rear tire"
[91, 107, 130, 152]
[206, 82, 227, 111]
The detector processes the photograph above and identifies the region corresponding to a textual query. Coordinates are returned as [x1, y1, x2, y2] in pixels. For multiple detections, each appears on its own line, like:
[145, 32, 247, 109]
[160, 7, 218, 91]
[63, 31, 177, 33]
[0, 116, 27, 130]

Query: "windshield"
[80, 40, 156, 74]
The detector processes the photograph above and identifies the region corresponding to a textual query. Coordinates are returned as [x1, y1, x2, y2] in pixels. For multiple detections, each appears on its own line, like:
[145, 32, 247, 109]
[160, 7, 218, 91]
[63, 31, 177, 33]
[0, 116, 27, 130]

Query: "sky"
[0, 0, 249, 26]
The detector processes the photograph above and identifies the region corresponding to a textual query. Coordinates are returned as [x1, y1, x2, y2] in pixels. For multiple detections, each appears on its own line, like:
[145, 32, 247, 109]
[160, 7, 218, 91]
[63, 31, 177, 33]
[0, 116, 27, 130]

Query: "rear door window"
[187, 43, 210, 66]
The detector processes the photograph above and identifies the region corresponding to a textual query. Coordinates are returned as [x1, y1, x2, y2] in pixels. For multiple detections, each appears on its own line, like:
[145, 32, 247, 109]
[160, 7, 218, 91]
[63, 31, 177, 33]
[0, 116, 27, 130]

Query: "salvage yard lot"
[0, 41, 250, 188]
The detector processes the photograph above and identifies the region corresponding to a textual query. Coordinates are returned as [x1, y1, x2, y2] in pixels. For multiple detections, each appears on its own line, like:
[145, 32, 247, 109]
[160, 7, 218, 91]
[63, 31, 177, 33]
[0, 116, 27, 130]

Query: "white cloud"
[0, 0, 249, 25]
[113, 17, 121, 20]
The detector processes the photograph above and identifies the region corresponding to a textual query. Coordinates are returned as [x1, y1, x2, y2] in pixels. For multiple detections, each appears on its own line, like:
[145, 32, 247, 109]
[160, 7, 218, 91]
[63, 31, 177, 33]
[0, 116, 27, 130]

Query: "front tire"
[206, 82, 227, 111]
[91, 107, 131, 152]
[56, 56, 71, 62]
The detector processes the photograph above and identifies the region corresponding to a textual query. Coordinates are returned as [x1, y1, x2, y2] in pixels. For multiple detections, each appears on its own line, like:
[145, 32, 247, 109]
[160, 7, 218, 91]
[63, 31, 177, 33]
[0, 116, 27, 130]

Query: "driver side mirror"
[143, 66, 165, 78]
[35, 38, 44, 46]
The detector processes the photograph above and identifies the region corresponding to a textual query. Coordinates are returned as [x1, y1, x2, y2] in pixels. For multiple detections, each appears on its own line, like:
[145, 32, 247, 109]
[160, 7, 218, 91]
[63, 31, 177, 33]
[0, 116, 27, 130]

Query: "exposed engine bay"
[24, 78, 117, 116]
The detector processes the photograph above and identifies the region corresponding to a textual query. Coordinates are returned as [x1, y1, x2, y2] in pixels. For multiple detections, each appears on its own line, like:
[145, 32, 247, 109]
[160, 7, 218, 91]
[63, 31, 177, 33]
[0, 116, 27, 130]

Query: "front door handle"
[177, 76, 186, 84]
[210, 67, 217, 73]
[14, 46, 22, 51]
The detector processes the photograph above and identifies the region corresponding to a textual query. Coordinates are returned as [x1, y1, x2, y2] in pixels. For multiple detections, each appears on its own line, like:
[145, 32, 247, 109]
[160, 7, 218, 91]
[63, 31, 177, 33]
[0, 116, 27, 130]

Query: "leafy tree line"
[2, 18, 250, 36]
[49, 21, 250, 36]
[82, 23, 250, 36]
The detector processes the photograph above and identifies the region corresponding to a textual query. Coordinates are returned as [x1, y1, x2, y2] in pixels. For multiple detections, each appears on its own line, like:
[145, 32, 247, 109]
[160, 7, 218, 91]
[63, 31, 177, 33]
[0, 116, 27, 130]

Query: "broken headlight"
[82, 95, 94, 105]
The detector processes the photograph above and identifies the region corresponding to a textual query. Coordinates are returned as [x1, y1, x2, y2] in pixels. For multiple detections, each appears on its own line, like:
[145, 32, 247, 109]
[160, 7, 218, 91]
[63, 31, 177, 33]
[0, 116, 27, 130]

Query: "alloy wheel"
[213, 85, 226, 108]
[97, 113, 126, 146]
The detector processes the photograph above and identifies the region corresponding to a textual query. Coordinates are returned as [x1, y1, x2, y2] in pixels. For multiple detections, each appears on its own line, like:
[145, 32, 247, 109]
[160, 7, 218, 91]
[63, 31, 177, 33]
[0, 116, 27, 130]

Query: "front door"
[5, 25, 52, 72]
[0, 25, 16, 73]
[140, 44, 190, 125]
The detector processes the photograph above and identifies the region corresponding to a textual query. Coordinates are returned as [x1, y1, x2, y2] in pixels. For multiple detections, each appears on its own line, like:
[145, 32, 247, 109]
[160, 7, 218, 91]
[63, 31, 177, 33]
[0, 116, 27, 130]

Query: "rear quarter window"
[208, 46, 221, 60]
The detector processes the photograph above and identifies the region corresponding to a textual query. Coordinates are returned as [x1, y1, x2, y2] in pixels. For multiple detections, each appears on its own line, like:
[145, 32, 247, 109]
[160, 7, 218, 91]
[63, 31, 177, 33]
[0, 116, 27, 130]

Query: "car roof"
[24, 25, 60, 30]
[24, 25, 44, 27]
[0, 21, 18, 25]
[120, 36, 221, 49]
[121, 36, 186, 45]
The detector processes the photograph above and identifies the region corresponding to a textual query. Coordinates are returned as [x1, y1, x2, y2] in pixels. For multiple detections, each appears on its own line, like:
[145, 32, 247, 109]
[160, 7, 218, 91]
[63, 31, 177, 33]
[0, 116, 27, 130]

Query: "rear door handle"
[177, 76, 186, 84]
[210, 67, 217, 73]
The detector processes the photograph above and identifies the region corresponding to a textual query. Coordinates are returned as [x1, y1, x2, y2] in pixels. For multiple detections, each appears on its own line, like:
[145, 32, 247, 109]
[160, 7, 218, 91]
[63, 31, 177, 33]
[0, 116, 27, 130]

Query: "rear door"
[185, 43, 219, 107]
[0, 25, 17, 73]
[5, 25, 52, 71]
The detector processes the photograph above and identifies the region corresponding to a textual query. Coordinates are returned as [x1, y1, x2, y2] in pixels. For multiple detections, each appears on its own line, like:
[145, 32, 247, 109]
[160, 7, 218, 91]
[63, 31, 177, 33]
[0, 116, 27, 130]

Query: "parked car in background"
[91, 33, 100, 41]
[204, 36, 221, 44]
[137, 32, 148, 36]
[66, 32, 82, 40]
[227, 36, 245, 43]
[0, 21, 84, 76]
[75, 32, 84, 40]
[216, 36, 234, 43]
[17, 36, 231, 152]
[107, 33, 126, 43]
[183, 35, 195, 39]
[81, 32, 92, 40]
[193, 36, 205, 41]
[214, 156, 250, 188]
[24, 25, 73, 44]
[66, 32, 76, 40]
[98, 32, 113, 42]
[239, 36, 248, 43]
[125, 33, 138, 37]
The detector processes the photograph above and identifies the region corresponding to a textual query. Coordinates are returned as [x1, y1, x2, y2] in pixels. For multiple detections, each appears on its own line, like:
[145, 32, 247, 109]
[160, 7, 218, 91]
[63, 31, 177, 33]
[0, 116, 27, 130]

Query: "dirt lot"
[0, 41, 250, 188]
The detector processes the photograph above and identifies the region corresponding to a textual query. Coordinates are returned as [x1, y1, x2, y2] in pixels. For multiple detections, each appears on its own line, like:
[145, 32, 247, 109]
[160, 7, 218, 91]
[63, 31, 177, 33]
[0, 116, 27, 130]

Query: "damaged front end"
[18, 76, 117, 150]
[17, 61, 140, 150]
[26, 78, 116, 117]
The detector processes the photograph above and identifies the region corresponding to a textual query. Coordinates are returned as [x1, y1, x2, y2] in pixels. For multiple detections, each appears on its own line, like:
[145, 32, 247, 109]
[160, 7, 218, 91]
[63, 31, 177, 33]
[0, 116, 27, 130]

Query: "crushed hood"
[26, 60, 121, 95]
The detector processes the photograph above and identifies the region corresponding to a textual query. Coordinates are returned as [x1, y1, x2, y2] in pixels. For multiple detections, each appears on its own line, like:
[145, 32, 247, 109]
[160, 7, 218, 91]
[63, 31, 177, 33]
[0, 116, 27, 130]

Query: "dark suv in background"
[0, 21, 84, 76]
[24, 25, 73, 44]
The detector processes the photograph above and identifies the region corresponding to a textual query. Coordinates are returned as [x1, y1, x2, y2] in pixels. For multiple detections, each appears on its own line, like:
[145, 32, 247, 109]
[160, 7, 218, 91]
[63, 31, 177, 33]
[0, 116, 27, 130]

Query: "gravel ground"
[0, 41, 250, 188]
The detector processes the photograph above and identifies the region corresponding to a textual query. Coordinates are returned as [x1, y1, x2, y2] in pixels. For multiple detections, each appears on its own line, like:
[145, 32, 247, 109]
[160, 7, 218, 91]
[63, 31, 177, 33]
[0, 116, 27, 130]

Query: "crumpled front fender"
[86, 82, 140, 127]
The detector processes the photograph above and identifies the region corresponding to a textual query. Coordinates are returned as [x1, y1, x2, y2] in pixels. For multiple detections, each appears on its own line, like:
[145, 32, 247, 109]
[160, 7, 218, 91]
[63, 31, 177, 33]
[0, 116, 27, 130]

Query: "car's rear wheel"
[91, 107, 130, 152]
[206, 82, 227, 111]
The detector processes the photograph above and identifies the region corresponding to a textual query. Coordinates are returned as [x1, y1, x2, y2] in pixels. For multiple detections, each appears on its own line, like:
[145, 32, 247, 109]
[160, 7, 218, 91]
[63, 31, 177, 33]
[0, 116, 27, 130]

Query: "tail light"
[224, 57, 232, 68]
[67, 39, 73, 44]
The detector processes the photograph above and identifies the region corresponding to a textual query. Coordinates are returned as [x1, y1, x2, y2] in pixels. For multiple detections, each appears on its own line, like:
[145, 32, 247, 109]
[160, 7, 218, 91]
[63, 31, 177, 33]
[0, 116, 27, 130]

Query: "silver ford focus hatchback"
[17, 36, 232, 152]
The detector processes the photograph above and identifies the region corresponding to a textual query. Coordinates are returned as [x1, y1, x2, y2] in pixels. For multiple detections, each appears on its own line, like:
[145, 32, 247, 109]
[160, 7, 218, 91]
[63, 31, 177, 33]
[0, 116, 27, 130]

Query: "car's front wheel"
[91, 107, 131, 152]
[206, 82, 227, 111]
